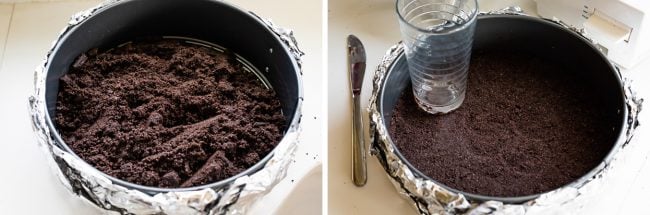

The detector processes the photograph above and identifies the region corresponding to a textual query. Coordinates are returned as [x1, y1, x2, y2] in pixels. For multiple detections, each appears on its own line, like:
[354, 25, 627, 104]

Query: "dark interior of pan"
[380, 15, 626, 203]
[42, 0, 302, 194]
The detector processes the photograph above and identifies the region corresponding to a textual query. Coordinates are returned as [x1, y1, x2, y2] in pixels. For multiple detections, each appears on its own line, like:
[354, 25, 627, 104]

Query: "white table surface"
[327, 0, 650, 214]
[0, 0, 323, 214]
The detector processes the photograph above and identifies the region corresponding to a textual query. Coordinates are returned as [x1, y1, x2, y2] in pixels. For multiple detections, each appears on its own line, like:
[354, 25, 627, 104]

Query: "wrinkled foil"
[28, 1, 304, 214]
[368, 12, 642, 215]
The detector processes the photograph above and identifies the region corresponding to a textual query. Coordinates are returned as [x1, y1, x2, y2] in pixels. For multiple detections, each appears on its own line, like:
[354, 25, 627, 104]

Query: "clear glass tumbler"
[396, 0, 478, 114]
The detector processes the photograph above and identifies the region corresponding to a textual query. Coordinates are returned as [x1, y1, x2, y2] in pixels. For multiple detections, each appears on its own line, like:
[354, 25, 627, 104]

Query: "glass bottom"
[413, 90, 465, 115]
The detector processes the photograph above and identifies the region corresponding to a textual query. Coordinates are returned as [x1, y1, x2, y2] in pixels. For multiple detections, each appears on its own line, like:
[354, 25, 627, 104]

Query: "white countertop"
[327, 0, 650, 214]
[0, 0, 322, 214]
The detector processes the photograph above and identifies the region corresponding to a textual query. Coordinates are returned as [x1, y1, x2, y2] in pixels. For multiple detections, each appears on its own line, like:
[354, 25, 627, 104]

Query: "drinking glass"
[396, 0, 478, 114]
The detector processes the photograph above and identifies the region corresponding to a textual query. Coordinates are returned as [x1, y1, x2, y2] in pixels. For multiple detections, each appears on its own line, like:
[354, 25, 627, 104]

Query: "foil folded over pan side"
[28, 1, 304, 214]
[368, 14, 642, 215]
[254, 15, 306, 73]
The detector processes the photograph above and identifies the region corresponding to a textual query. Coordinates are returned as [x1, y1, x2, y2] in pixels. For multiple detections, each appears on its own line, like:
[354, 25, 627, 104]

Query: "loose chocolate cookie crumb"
[389, 50, 618, 197]
[55, 39, 285, 188]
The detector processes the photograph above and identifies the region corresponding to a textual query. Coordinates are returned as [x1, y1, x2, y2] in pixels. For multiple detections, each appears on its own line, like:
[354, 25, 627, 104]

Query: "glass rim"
[396, 0, 479, 35]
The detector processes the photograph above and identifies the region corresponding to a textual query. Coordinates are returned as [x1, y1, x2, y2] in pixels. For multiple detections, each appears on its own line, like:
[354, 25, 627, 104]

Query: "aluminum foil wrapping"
[368, 12, 642, 215]
[27, 1, 304, 214]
